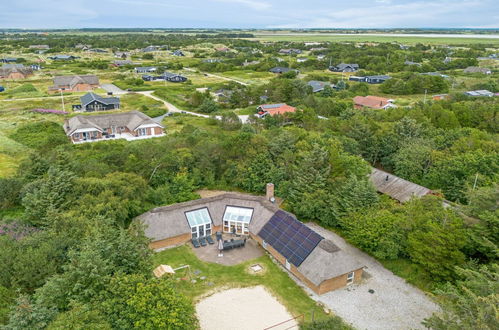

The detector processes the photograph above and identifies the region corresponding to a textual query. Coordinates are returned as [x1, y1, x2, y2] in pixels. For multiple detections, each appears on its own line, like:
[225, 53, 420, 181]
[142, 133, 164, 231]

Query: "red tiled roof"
[258, 103, 296, 116]
[353, 95, 393, 109]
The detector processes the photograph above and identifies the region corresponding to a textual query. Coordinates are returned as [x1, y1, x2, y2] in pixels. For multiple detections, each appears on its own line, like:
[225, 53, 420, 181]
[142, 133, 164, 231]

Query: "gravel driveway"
[302, 223, 440, 330]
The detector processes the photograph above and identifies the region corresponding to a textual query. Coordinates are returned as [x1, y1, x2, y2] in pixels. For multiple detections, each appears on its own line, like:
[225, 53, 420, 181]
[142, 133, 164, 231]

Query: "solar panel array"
[258, 210, 323, 267]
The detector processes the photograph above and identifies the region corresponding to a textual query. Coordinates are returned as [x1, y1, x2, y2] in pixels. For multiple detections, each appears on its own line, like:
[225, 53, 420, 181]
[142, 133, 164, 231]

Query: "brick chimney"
[266, 183, 275, 202]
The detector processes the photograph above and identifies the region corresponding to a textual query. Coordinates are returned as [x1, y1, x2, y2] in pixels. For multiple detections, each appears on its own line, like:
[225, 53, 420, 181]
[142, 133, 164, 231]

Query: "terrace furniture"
[223, 238, 246, 250]
[191, 238, 200, 248]
[199, 236, 207, 246]
[206, 235, 215, 245]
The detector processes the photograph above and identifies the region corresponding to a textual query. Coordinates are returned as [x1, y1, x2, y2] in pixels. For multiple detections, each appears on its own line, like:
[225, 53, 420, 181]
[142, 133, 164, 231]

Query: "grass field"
[152, 244, 330, 324]
[249, 33, 499, 45]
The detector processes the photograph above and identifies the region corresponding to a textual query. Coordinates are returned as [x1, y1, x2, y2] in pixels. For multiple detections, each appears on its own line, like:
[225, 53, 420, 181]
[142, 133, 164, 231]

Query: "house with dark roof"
[49, 55, 78, 61]
[364, 75, 391, 84]
[63, 111, 164, 144]
[257, 103, 296, 117]
[142, 72, 187, 83]
[0, 64, 33, 80]
[137, 187, 364, 294]
[112, 60, 133, 67]
[202, 58, 222, 63]
[49, 75, 99, 93]
[329, 63, 359, 72]
[307, 80, 335, 93]
[369, 168, 432, 203]
[0, 58, 18, 63]
[353, 96, 396, 110]
[72, 92, 120, 112]
[114, 51, 130, 58]
[269, 67, 298, 74]
[135, 66, 157, 73]
[171, 50, 185, 56]
[278, 48, 302, 55]
[404, 60, 422, 67]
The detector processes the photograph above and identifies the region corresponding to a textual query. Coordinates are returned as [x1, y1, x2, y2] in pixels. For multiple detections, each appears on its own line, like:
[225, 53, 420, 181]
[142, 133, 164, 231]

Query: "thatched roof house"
[369, 168, 432, 203]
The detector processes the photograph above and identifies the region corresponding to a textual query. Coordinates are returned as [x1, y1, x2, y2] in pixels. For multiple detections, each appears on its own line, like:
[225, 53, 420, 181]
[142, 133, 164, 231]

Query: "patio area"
[191, 235, 264, 266]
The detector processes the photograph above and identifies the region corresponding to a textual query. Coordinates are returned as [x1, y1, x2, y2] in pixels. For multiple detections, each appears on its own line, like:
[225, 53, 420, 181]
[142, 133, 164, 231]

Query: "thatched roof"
[369, 168, 431, 203]
[298, 239, 364, 286]
[137, 193, 279, 242]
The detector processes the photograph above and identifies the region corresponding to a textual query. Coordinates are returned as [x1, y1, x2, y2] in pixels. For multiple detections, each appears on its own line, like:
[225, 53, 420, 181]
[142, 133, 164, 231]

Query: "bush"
[5, 84, 38, 95]
[300, 316, 353, 330]
[9, 121, 69, 150]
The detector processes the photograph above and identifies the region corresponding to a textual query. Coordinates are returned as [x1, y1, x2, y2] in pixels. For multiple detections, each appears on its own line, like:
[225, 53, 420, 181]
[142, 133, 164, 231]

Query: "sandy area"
[196, 286, 298, 330]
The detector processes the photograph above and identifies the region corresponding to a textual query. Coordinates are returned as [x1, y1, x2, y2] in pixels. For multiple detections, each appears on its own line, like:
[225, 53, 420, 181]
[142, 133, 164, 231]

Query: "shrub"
[9, 121, 69, 149]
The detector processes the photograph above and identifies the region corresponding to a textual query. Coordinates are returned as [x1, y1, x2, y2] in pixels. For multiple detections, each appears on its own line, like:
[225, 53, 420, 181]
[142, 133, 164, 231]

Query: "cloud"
[212, 0, 271, 10]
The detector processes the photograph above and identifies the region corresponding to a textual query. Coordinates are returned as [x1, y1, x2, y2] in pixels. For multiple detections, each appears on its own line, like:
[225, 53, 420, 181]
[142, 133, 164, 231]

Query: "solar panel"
[258, 210, 323, 267]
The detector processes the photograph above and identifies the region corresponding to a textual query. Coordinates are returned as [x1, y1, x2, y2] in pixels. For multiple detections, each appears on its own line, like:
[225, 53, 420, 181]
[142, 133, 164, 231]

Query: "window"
[186, 208, 213, 239]
[347, 272, 355, 285]
[138, 128, 147, 136]
[74, 133, 80, 139]
[222, 206, 253, 235]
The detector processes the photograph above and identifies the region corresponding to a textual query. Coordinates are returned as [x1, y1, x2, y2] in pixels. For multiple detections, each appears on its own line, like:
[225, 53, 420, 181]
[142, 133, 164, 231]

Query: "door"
[82, 132, 89, 140]
[198, 226, 205, 238]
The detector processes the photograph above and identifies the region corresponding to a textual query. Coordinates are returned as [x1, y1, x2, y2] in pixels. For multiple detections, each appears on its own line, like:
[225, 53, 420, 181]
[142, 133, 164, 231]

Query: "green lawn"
[152, 245, 330, 324]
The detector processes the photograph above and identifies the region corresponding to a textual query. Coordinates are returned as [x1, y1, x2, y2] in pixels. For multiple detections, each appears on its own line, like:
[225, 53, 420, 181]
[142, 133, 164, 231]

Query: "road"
[138, 91, 252, 123]
[184, 67, 249, 86]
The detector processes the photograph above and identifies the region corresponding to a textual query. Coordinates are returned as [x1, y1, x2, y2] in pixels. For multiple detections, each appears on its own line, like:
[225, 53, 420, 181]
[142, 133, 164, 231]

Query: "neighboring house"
[215, 47, 230, 52]
[114, 51, 130, 58]
[257, 103, 296, 117]
[142, 72, 188, 83]
[310, 47, 327, 52]
[296, 57, 308, 63]
[160, 72, 188, 83]
[353, 95, 396, 110]
[329, 63, 359, 72]
[171, 50, 184, 56]
[278, 48, 302, 55]
[463, 66, 492, 75]
[443, 56, 452, 64]
[213, 89, 233, 102]
[349, 75, 391, 84]
[75, 44, 91, 50]
[432, 94, 450, 101]
[137, 187, 365, 294]
[63, 111, 164, 144]
[142, 45, 160, 52]
[72, 92, 120, 112]
[29, 45, 50, 50]
[112, 60, 133, 67]
[369, 168, 432, 203]
[0, 58, 18, 63]
[404, 60, 421, 67]
[364, 75, 391, 84]
[317, 54, 326, 60]
[88, 48, 107, 53]
[465, 90, 494, 97]
[49, 74, 99, 92]
[0, 64, 33, 80]
[269, 67, 298, 74]
[0, 86, 4, 92]
[30, 64, 42, 71]
[202, 58, 222, 63]
[49, 55, 78, 61]
[307, 80, 335, 93]
[135, 66, 157, 73]
[242, 60, 260, 66]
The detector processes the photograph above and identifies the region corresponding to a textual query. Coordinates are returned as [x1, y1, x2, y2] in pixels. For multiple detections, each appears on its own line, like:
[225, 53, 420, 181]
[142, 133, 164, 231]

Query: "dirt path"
[184, 67, 249, 86]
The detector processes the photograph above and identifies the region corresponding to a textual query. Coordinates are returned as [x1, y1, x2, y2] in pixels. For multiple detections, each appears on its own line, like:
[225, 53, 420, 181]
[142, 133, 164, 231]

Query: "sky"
[0, 0, 498, 29]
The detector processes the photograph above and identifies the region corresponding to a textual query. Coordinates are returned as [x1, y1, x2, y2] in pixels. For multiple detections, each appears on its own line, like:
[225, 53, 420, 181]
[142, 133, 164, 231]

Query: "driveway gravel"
[301, 223, 440, 330]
